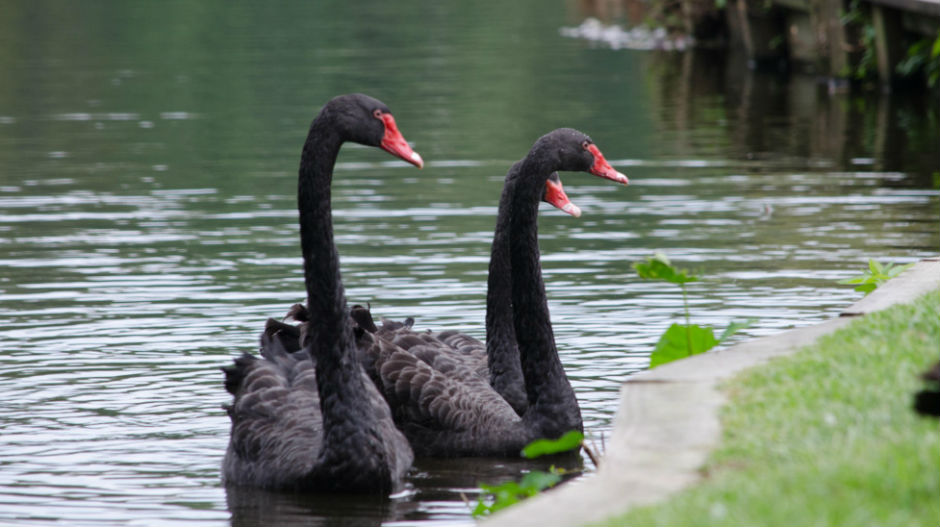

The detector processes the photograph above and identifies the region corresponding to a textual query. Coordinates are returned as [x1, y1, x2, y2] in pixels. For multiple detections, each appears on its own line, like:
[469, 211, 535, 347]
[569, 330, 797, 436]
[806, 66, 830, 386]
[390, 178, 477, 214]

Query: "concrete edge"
[482, 257, 940, 527]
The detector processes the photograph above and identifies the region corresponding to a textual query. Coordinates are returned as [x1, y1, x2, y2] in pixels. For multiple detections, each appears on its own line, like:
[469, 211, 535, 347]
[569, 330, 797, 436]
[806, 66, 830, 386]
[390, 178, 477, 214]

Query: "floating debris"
[560, 18, 693, 51]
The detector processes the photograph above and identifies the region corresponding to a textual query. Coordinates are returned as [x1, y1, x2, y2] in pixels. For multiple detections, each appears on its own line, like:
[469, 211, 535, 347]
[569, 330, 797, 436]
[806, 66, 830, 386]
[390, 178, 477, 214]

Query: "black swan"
[401, 171, 588, 415]
[221, 94, 422, 492]
[363, 128, 628, 457]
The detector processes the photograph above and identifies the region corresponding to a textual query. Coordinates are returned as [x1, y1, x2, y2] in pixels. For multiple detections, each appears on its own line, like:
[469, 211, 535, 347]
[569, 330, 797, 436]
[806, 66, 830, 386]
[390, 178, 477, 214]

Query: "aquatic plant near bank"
[634, 253, 752, 368]
[838, 259, 914, 296]
[896, 31, 940, 87]
[471, 432, 584, 517]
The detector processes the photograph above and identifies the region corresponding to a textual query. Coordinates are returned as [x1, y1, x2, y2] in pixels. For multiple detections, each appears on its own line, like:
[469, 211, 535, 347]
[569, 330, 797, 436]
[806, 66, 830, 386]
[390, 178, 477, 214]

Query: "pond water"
[0, 1, 937, 526]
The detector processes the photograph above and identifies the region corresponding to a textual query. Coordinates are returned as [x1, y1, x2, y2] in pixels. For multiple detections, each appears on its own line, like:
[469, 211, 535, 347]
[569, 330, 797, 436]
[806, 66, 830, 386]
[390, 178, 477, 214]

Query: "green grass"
[606, 289, 940, 526]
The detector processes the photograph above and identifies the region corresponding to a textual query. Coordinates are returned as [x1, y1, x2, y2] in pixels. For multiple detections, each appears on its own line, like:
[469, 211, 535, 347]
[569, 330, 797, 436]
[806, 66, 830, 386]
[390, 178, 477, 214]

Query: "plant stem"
[681, 284, 691, 326]
[682, 284, 692, 357]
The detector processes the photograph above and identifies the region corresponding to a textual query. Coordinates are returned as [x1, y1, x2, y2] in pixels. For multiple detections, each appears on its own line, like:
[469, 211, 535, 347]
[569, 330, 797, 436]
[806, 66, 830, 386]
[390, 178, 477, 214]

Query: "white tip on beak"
[410, 151, 424, 169]
[614, 171, 629, 185]
[562, 202, 582, 218]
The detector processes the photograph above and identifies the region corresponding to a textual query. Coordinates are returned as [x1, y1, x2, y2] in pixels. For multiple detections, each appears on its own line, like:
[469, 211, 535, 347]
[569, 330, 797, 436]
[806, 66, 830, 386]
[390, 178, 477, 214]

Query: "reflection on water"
[0, 1, 937, 526]
[226, 455, 582, 527]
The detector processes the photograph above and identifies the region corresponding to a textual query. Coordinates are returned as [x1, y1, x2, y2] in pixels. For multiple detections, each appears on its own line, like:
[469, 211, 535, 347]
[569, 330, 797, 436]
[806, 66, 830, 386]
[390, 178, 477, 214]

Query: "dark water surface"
[0, 1, 937, 525]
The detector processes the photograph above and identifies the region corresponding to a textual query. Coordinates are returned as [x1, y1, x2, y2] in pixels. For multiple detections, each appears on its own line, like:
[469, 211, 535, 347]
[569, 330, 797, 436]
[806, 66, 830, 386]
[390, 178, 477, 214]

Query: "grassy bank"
[606, 289, 940, 526]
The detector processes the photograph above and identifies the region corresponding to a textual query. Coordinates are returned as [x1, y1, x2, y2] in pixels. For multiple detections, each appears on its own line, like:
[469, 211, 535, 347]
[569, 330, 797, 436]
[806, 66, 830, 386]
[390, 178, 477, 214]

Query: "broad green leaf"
[493, 483, 523, 502]
[886, 262, 914, 278]
[649, 323, 718, 368]
[521, 430, 583, 458]
[519, 470, 561, 492]
[473, 470, 562, 517]
[633, 253, 699, 285]
[839, 260, 914, 296]
[472, 500, 491, 517]
[718, 318, 756, 344]
[477, 482, 522, 513]
[837, 276, 868, 285]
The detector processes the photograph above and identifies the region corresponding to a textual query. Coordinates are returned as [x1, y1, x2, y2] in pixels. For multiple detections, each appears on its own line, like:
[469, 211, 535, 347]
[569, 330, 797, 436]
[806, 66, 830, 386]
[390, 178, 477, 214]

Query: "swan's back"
[222, 323, 413, 491]
[343, 308, 527, 456]
[369, 313, 528, 417]
[372, 335, 527, 457]
[222, 331, 321, 490]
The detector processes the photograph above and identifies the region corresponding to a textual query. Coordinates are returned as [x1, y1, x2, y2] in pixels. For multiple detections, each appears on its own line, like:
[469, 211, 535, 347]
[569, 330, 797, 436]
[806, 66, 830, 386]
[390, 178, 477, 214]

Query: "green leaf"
[521, 430, 584, 458]
[886, 262, 914, 279]
[472, 470, 562, 517]
[633, 253, 699, 285]
[472, 500, 491, 517]
[492, 482, 524, 502]
[837, 276, 868, 285]
[519, 470, 562, 492]
[718, 318, 756, 344]
[838, 260, 914, 296]
[649, 323, 718, 368]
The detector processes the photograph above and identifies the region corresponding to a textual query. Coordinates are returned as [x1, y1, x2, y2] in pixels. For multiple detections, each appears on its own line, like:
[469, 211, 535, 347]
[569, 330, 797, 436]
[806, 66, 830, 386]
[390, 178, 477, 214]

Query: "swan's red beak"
[544, 178, 581, 217]
[587, 144, 628, 185]
[379, 113, 424, 168]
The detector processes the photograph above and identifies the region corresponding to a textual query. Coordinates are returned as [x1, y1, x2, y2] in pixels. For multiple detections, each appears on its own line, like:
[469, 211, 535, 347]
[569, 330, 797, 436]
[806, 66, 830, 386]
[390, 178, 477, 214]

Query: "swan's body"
[221, 94, 421, 492]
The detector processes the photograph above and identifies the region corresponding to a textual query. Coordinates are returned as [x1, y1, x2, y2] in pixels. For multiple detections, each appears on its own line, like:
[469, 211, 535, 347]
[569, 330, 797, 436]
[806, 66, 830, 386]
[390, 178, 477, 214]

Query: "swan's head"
[536, 128, 628, 186]
[326, 94, 424, 168]
[542, 172, 581, 217]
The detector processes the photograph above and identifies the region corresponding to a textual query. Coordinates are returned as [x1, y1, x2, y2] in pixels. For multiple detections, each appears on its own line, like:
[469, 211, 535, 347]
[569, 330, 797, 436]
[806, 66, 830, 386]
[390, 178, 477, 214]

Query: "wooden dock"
[725, 0, 940, 85]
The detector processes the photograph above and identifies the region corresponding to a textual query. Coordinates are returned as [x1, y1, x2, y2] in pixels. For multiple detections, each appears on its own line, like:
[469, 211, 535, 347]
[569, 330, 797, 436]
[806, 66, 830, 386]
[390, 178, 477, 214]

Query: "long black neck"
[510, 154, 583, 439]
[298, 116, 351, 358]
[485, 165, 527, 415]
[298, 113, 389, 468]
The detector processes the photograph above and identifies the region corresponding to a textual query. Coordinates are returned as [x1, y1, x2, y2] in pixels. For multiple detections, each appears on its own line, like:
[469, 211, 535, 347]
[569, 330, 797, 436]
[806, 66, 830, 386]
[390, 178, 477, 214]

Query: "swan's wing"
[378, 319, 485, 355]
[350, 304, 378, 333]
[436, 329, 485, 352]
[432, 330, 491, 380]
[265, 304, 380, 379]
[358, 312, 532, 418]
[428, 328, 529, 417]
[260, 318, 304, 355]
[372, 318, 490, 382]
[221, 332, 321, 490]
[375, 337, 525, 456]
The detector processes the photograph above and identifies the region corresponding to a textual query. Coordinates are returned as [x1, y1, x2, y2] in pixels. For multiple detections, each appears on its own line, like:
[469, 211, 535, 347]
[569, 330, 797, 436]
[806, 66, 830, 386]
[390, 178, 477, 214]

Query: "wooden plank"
[827, 0, 850, 77]
[871, 4, 907, 82]
[865, 0, 940, 17]
[775, 0, 812, 11]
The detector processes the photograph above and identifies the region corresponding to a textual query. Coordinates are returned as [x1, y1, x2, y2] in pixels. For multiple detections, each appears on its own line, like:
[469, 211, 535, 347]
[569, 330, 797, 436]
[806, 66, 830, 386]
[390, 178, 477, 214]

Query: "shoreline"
[483, 256, 940, 526]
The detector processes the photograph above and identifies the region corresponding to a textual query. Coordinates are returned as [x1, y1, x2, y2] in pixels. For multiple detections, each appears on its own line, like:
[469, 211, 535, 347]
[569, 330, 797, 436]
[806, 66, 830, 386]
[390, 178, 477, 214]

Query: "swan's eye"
[581, 140, 591, 150]
[373, 109, 383, 119]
